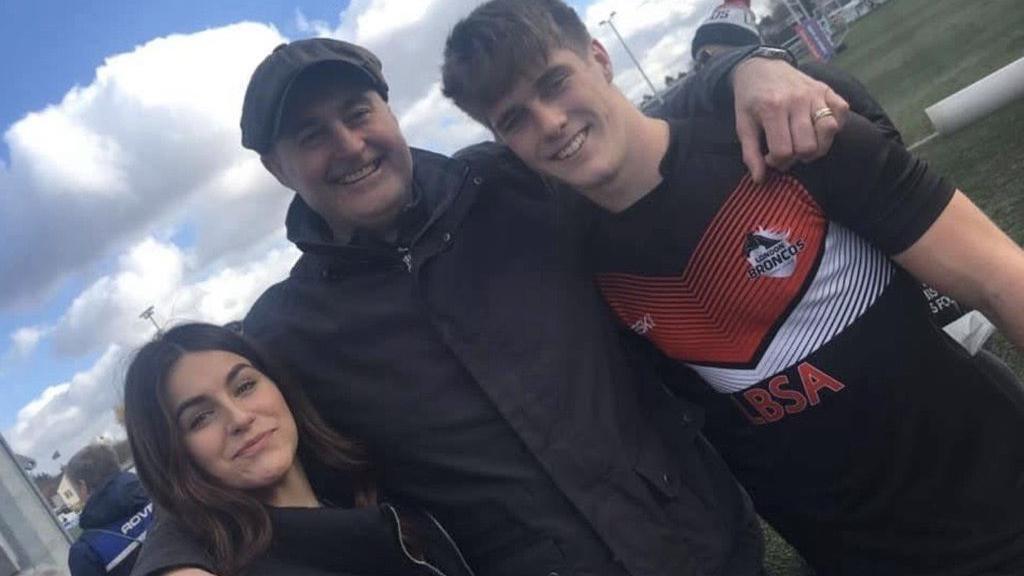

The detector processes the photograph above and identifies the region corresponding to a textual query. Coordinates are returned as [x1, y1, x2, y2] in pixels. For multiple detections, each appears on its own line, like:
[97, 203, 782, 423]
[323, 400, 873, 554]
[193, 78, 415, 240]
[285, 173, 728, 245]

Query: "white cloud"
[584, 0, 718, 99]
[165, 243, 300, 327]
[49, 236, 298, 358]
[399, 83, 491, 154]
[51, 239, 186, 356]
[352, 0, 442, 43]
[295, 8, 333, 36]
[0, 22, 290, 309]
[1, 326, 51, 367]
[5, 345, 127, 475]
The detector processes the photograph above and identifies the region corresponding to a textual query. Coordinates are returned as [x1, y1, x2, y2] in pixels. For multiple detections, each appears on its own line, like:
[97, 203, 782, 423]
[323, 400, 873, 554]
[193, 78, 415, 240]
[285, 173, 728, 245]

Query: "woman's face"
[164, 350, 300, 495]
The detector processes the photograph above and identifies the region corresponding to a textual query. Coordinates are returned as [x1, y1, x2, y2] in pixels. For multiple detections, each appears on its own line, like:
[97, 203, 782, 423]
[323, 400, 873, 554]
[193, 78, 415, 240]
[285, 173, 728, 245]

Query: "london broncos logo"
[744, 227, 806, 279]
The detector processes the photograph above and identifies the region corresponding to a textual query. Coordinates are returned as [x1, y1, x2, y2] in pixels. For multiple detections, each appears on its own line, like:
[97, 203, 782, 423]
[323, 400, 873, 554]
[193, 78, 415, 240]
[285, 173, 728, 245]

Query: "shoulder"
[244, 276, 305, 345]
[454, 142, 549, 191]
[825, 113, 896, 163]
[69, 538, 95, 560]
[68, 538, 102, 576]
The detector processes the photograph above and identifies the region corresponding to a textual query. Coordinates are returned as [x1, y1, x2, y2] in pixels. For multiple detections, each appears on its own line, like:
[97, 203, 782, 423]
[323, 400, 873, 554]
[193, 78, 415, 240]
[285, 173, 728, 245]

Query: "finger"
[736, 112, 767, 184]
[763, 107, 795, 171]
[825, 88, 850, 128]
[771, 156, 796, 173]
[790, 104, 819, 162]
[811, 91, 846, 159]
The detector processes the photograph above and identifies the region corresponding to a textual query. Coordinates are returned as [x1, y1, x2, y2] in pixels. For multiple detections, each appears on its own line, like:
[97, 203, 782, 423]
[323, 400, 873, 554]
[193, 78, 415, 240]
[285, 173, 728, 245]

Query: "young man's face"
[486, 40, 631, 192]
[263, 70, 414, 236]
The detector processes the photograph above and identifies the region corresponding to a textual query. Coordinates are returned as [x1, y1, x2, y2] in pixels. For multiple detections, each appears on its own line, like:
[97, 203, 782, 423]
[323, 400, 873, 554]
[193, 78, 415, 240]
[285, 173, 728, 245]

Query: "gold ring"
[812, 107, 834, 123]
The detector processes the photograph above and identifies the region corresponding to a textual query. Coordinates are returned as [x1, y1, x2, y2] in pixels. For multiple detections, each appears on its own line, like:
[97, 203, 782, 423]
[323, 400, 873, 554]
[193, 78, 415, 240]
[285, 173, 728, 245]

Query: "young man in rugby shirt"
[442, 1, 1024, 573]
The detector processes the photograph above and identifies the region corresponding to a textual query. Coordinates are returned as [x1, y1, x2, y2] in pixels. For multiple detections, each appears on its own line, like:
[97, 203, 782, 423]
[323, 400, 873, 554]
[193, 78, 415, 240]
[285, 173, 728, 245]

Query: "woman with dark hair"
[123, 322, 472, 576]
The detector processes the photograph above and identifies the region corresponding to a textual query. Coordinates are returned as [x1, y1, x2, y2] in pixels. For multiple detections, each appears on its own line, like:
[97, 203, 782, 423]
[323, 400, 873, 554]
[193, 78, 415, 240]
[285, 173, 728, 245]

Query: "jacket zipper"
[383, 504, 450, 576]
[422, 509, 476, 576]
[397, 246, 413, 272]
[397, 165, 473, 276]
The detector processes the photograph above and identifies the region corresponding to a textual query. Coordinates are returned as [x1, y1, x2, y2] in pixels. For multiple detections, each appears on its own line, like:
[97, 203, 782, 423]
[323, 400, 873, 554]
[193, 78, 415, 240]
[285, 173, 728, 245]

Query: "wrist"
[729, 45, 797, 87]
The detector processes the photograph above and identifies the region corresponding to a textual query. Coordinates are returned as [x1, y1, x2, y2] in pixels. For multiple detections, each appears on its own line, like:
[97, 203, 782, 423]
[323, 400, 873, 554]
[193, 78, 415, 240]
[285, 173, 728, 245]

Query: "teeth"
[337, 160, 380, 184]
[555, 130, 586, 160]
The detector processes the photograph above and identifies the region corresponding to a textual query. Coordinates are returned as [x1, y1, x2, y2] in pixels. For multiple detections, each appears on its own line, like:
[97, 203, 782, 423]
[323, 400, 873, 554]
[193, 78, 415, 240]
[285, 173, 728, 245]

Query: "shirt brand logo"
[744, 227, 806, 279]
[630, 313, 656, 335]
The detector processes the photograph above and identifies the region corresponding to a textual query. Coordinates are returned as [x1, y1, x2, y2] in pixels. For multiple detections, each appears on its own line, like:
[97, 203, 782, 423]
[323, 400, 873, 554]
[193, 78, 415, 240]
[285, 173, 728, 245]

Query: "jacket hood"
[79, 471, 150, 529]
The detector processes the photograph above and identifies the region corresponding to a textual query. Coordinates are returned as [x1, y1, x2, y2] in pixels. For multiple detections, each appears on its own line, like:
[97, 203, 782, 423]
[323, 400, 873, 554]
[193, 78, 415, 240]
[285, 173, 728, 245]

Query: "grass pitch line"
[908, 132, 939, 152]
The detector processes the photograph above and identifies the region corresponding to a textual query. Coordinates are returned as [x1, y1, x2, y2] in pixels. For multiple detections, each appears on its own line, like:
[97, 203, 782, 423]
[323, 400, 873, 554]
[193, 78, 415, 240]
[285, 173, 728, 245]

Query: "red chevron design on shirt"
[597, 173, 827, 366]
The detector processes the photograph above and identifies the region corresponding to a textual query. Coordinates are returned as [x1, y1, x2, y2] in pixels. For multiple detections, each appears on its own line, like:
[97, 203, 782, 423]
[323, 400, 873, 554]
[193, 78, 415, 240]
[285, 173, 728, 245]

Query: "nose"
[534, 101, 568, 141]
[225, 402, 255, 435]
[327, 120, 364, 157]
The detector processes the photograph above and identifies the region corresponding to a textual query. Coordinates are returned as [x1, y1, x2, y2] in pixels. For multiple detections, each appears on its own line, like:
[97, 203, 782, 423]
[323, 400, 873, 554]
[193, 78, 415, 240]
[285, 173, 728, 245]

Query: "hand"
[731, 57, 850, 183]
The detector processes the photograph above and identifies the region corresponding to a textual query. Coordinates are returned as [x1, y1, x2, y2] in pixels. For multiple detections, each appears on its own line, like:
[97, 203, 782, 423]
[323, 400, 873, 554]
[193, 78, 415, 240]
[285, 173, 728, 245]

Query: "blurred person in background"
[66, 444, 153, 576]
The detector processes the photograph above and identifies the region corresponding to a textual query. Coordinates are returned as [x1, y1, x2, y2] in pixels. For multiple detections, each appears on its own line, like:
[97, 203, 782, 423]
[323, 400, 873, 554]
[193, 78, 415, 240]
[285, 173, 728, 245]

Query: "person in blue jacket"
[66, 444, 153, 576]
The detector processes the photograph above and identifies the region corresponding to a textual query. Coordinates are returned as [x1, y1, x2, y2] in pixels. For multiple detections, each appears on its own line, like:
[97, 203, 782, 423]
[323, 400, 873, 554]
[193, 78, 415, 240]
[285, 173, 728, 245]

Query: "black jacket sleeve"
[644, 46, 759, 119]
[68, 540, 106, 576]
[129, 511, 213, 576]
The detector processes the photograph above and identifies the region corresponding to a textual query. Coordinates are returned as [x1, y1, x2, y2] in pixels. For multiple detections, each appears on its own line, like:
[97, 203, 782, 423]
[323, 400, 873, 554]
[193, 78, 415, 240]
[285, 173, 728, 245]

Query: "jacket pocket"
[477, 537, 565, 576]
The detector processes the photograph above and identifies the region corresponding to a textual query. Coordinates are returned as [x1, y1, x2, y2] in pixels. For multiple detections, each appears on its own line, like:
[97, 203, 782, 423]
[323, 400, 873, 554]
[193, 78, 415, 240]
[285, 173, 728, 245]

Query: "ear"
[261, 151, 291, 189]
[590, 39, 614, 83]
[75, 480, 90, 502]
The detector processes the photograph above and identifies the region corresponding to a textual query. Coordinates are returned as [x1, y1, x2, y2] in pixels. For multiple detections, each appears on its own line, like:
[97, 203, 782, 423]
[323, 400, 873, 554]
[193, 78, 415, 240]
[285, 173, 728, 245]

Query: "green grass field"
[763, 0, 1024, 572]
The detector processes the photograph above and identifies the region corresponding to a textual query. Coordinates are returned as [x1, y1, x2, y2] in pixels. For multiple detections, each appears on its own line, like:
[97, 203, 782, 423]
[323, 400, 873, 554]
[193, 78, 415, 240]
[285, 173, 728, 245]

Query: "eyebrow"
[535, 64, 571, 91]
[494, 104, 524, 133]
[173, 362, 251, 423]
[285, 93, 374, 136]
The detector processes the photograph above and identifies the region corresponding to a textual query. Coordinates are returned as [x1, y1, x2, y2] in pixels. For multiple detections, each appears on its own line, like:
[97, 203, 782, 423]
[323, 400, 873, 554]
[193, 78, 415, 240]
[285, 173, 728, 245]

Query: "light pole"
[139, 305, 161, 334]
[600, 11, 663, 104]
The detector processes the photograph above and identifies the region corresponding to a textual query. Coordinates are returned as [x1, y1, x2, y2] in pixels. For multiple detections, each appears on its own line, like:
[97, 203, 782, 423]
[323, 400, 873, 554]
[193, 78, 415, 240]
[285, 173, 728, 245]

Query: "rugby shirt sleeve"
[813, 113, 956, 255]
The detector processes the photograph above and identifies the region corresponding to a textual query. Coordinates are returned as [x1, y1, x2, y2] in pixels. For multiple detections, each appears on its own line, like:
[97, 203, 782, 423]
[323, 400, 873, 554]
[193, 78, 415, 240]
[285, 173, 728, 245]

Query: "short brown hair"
[442, 0, 591, 126]
[66, 444, 121, 495]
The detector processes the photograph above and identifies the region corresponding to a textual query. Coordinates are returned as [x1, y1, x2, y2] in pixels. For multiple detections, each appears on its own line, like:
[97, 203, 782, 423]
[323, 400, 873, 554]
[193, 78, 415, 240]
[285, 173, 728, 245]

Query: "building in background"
[0, 435, 71, 575]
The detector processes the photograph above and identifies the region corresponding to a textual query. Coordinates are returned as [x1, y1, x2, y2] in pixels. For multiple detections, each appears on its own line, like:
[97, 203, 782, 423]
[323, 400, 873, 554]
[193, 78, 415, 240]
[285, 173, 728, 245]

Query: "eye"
[235, 377, 258, 396]
[186, 409, 215, 432]
[539, 71, 570, 98]
[345, 106, 373, 125]
[296, 126, 327, 148]
[497, 109, 525, 135]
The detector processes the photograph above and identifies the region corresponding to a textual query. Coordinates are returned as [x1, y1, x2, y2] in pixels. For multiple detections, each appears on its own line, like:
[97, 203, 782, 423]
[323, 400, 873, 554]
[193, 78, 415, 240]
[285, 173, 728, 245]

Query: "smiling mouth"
[553, 128, 588, 161]
[333, 159, 382, 185]
[234, 430, 274, 459]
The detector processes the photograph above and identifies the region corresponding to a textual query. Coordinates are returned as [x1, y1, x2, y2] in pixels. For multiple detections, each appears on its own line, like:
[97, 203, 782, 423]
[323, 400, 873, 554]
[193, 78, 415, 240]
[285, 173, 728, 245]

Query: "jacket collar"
[284, 147, 471, 257]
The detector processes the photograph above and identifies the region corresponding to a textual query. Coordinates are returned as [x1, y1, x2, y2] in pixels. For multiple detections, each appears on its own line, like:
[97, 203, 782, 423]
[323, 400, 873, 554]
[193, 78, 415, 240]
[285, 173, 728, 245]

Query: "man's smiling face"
[486, 40, 632, 194]
[263, 66, 413, 237]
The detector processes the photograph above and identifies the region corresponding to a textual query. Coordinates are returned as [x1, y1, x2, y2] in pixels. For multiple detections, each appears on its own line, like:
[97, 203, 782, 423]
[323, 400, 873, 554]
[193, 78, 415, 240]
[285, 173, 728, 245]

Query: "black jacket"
[70, 472, 153, 576]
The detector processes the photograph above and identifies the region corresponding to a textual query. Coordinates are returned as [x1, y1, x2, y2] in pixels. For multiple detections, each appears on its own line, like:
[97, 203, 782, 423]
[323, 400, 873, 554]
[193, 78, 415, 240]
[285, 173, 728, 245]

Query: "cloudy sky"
[0, 0, 762, 474]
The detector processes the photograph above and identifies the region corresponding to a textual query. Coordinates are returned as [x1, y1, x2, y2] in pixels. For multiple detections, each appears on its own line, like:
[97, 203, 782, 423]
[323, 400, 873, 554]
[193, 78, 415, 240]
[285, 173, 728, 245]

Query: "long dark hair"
[123, 322, 368, 575]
